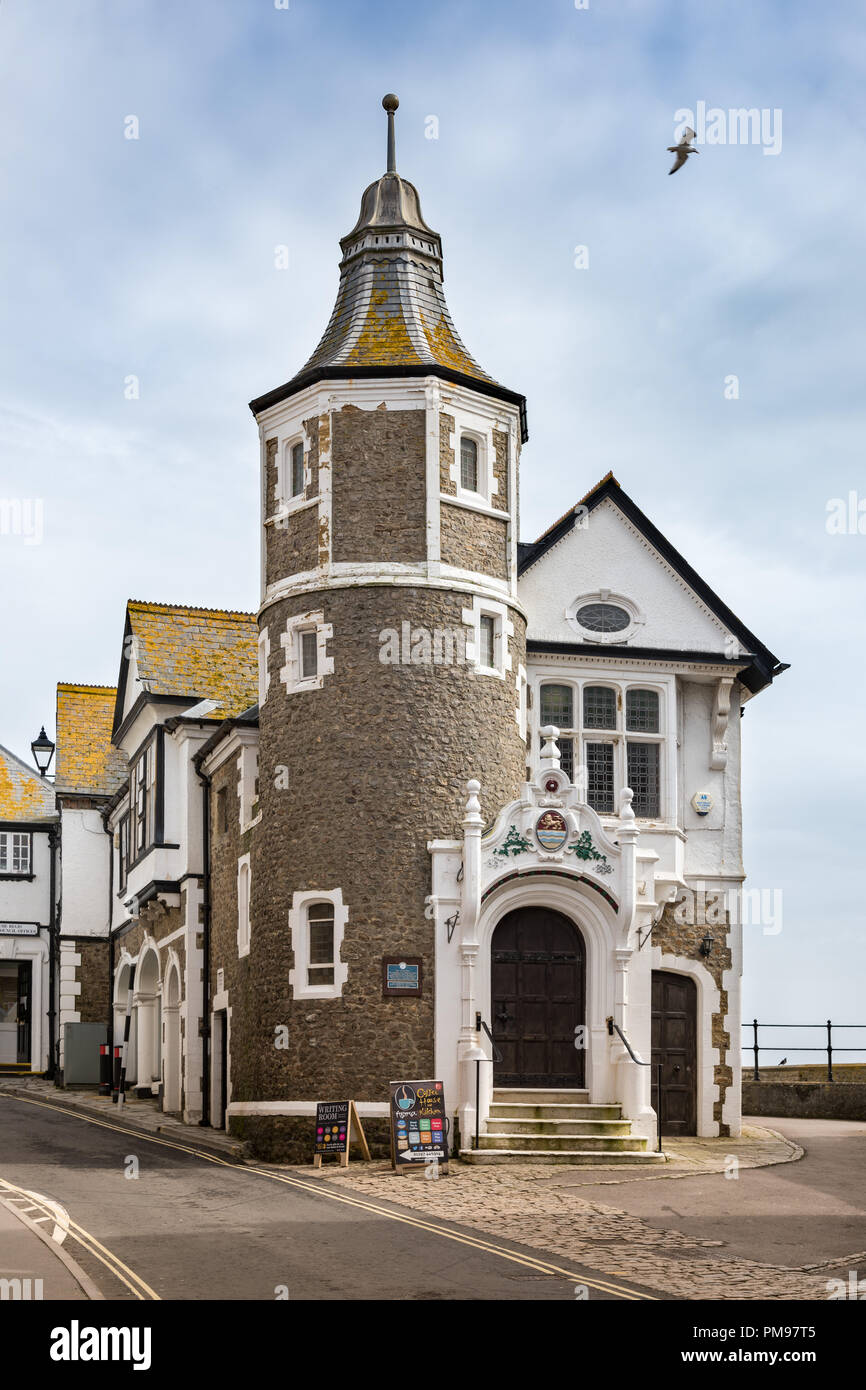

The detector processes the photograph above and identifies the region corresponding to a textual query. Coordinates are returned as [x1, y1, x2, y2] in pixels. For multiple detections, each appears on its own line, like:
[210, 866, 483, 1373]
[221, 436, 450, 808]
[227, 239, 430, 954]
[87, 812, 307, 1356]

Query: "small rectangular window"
[0, 832, 31, 874]
[626, 689, 660, 733]
[300, 630, 318, 680]
[479, 614, 495, 668]
[291, 441, 305, 498]
[460, 436, 478, 492]
[627, 743, 660, 817]
[307, 903, 335, 986]
[586, 742, 615, 814]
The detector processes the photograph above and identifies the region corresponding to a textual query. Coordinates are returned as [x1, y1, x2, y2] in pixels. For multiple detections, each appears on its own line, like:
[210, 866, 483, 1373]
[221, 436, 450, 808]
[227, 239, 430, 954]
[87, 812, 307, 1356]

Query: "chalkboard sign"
[389, 1079, 449, 1174]
[316, 1101, 349, 1154]
[313, 1100, 370, 1168]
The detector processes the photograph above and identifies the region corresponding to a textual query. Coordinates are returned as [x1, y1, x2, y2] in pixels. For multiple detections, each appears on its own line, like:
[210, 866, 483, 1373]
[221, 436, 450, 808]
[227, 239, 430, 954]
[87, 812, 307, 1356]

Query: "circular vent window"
[575, 602, 631, 634]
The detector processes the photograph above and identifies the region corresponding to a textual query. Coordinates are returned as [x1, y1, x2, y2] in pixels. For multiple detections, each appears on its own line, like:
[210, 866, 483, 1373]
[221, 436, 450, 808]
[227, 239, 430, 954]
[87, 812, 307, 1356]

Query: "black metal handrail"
[743, 1019, 866, 1083]
[474, 1014, 502, 1151]
[606, 1016, 662, 1154]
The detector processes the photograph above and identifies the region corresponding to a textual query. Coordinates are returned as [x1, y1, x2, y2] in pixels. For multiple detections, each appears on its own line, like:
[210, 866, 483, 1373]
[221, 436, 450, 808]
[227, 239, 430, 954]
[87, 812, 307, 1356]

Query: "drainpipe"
[195, 759, 212, 1127]
[46, 823, 58, 1082]
[103, 808, 115, 1069]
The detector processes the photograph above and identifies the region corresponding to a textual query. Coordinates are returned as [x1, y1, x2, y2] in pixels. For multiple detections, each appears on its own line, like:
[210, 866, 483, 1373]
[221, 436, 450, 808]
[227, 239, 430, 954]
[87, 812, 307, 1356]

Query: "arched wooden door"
[491, 908, 586, 1088]
[651, 971, 698, 1135]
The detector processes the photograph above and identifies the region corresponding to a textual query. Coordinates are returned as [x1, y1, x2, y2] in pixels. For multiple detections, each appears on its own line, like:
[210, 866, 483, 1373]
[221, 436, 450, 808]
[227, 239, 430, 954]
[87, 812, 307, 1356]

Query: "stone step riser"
[486, 1120, 632, 1137]
[460, 1150, 666, 1166]
[492, 1089, 590, 1105]
[490, 1104, 622, 1121]
[478, 1134, 648, 1152]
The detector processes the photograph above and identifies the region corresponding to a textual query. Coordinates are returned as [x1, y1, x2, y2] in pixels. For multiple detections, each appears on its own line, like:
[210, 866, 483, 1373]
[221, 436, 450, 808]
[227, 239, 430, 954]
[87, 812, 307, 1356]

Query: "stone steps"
[460, 1148, 666, 1166]
[486, 1117, 632, 1136]
[470, 1086, 659, 1165]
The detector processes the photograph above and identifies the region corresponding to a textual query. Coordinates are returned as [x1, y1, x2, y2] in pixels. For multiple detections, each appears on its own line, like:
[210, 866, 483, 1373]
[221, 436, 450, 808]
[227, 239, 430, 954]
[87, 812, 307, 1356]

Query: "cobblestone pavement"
[312, 1135, 829, 1301]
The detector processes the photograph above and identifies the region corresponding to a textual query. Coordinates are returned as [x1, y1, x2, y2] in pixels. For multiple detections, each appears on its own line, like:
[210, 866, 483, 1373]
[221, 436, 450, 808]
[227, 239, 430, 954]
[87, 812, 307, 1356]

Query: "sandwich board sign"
[313, 1100, 370, 1168]
[389, 1080, 449, 1175]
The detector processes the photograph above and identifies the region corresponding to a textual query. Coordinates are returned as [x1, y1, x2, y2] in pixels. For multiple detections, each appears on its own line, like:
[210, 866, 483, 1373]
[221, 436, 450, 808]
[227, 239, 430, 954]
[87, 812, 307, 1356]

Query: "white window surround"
[288, 888, 349, 1000]
[258, 629, 271, 707]
[566, 590, 646, 644]
[515, 663, 528, 741]
[531, 674, 671, 820]
[237, 746, 259, 831]
[237, 855, 251, 958]
[462, 596, 513, 680]
[276, 430, 311, 513]
[279, 611, 334, 694]
[446, 412, 499, 509]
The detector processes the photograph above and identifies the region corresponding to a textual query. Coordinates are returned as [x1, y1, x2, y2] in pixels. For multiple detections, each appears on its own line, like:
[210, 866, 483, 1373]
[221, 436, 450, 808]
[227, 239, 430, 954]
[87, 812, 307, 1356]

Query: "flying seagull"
[668, 127, 699, 175]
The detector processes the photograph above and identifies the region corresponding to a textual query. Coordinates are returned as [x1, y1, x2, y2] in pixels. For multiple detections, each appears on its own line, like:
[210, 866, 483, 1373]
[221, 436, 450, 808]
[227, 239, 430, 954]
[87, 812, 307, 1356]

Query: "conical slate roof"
[250, 96, 527, 437]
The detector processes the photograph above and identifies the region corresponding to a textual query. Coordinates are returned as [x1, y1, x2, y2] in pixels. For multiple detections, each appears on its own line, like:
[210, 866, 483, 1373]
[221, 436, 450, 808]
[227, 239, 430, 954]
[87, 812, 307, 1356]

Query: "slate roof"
[249, 104, 527, 438]
[55, 685, 128, 796]
[0, 742, 57, 821]
[116, 601, 258, 731]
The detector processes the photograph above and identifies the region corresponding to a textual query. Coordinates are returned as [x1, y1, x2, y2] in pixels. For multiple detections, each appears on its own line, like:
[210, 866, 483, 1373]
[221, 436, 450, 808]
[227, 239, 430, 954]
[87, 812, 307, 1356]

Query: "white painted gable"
[519, 497, 731, 654]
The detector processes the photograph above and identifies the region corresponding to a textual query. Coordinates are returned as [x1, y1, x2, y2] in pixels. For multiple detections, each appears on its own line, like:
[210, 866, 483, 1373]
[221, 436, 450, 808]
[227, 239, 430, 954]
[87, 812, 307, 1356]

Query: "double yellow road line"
[0, 1090, 656, 1301]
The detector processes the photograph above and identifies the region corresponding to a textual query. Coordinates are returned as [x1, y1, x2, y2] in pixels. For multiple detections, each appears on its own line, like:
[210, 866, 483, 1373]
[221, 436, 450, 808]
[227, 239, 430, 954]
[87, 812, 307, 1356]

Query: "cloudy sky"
[1, 1, 863, 1053]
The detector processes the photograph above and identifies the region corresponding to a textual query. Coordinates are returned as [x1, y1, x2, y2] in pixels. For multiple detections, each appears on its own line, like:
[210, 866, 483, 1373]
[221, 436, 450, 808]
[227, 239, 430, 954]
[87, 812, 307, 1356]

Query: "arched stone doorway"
[134, 948, 161, 1092]
[162, 961, 182, 1114]
[491, 907, 586, 1088]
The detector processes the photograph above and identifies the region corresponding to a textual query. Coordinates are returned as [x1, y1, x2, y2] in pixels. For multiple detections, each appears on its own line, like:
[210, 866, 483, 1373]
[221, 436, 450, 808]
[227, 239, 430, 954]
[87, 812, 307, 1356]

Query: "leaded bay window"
[307, 903, 335, 987]
[0, 831, 31, 875]
[536, 680, 665, 818]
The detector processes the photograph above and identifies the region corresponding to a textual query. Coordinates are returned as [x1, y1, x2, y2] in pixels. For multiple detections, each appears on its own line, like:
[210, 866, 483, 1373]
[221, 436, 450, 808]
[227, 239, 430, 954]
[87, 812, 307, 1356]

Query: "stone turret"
[240, 96, 529, 1159]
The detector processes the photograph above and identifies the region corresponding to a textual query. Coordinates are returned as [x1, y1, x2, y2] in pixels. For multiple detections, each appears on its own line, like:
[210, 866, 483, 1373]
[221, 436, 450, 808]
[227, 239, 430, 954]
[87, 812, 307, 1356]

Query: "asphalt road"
[0, 1093, 657, 1302]
[545, 1115, 866, 1277]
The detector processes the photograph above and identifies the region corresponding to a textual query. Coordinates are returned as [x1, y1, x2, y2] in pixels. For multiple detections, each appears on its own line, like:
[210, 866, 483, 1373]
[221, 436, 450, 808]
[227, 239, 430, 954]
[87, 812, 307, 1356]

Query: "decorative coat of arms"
[535, 809, 569, 852]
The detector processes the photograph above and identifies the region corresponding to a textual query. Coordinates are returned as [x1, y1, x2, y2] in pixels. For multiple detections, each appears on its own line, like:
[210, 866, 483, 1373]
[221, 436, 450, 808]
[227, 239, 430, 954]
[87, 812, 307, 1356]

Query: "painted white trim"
[279, 610, 334, 695]
[258, 629, 270, 707]
[227, 1100, 390, 1118]
[237, 854, 251, 959]
[288, 888, 349, 999]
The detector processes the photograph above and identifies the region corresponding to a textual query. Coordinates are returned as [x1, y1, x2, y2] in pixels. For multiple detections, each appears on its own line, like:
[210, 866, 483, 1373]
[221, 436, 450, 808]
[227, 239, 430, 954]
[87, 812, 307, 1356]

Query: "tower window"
[307, 903, 335, 986]
[300, 630, 318, 680]
[479, 614, 496, 668]
[290, 441, 305, 498]
[460, 436, 479, 493]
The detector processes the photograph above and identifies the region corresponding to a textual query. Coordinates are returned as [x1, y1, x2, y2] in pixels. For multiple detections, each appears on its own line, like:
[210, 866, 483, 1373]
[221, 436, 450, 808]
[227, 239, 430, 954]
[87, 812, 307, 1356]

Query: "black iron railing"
[606, 1016, 662, 1154]
[474, 1014, 502, 1151]
[743, 1020, 866, 1082]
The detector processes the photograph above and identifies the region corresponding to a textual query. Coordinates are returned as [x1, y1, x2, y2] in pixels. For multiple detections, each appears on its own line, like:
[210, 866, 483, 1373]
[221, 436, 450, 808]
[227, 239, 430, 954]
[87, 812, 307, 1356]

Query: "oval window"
[575, 602, 631, 634]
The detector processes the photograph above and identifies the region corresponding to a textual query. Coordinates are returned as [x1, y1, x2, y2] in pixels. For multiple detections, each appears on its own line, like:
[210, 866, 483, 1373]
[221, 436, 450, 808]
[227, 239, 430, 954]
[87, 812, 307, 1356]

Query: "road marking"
[0, 1173, 159, 1302]
[0, 1091, 657, 1301]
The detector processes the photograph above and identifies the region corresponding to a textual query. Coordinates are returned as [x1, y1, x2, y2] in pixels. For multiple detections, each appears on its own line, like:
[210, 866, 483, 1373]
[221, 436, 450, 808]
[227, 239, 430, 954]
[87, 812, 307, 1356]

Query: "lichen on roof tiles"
[126, 601, 258, 722]
[54, 685, 127, 796]
[0, 743, 57, 820]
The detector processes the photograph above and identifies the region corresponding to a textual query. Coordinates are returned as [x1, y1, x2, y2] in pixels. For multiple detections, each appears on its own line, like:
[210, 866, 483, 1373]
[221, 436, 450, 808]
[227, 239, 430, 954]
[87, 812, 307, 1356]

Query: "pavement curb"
[0, 1084, 248, 1166]
[1, 1197, 104, 1301]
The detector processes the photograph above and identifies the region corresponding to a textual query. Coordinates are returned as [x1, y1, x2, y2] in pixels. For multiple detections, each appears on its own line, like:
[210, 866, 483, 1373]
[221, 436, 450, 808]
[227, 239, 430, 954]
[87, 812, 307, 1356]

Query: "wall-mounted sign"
[0, 923, 39, 936]
[313, 1099, 370, 1169]
[691, 792, 713, 816]
[535, 810, 569, 851]
[389, 1080, 449, 1174]
[383, 957, 422, 996]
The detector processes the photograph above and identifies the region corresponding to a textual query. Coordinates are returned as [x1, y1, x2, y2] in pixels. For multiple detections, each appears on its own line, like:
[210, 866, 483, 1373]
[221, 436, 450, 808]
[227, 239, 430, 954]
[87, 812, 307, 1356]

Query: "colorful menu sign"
[389, 1079, 449, 1171]
[315, 1101, 350, 1155]
[313, 1100, 370, 1168]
